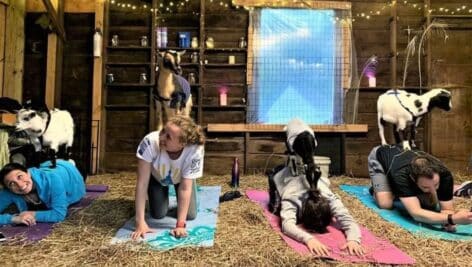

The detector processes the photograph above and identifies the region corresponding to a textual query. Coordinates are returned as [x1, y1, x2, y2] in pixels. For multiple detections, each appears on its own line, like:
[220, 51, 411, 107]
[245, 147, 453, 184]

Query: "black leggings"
[148, 177, 197, 220]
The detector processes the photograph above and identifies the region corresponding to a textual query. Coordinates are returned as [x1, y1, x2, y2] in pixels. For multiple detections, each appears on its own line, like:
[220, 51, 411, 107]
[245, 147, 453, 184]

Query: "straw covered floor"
[1, 172, 471, 266]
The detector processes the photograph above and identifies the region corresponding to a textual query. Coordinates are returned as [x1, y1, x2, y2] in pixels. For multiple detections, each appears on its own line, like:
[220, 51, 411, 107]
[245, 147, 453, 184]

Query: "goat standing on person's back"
[154, 51, 193, 130]
[377, 88, 452, 150]
[16, 107, 74, 168]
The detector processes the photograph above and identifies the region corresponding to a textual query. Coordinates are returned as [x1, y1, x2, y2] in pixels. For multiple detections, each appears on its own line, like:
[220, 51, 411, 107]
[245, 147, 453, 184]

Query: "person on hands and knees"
[368, 145, 472, 231]
[0, 160, 85, 226]
[269, 118, 364, 257]
[132, 115, 205, 240]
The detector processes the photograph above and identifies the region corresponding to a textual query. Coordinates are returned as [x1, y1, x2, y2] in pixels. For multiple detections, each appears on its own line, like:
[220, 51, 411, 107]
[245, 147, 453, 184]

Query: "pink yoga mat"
[246, 189, 415, 265]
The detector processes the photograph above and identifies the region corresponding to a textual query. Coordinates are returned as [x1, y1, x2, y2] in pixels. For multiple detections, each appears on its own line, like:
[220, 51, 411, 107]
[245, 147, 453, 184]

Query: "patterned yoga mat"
[111, 186, 220, 251]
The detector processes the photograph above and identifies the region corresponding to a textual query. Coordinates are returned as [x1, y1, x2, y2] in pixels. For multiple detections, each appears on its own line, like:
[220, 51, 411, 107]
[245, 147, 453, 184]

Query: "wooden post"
[91, 0, 105, 174]
[0, 1, 7, 96]
[390, 0, 397, 87]
[3, 0, 24, 101]
[44, 0, 64, 109]
[424, 0, 432, 153]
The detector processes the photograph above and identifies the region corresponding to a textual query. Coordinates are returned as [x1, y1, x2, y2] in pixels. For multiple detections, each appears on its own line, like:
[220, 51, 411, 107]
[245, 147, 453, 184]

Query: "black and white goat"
[377, 88, 452, 150]
[16, 106, 74, 168]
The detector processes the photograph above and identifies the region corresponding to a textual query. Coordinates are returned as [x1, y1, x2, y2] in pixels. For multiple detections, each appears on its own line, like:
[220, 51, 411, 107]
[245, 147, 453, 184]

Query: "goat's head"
[427, 88, 452, 112]
[16, 108, 49, 137]
[157, 50, 185, 75]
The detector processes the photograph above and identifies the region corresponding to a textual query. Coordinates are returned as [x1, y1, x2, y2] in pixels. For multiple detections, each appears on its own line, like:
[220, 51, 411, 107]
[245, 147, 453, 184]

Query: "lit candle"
[368, 76, 376, 87]
[219, 87, 228, 106]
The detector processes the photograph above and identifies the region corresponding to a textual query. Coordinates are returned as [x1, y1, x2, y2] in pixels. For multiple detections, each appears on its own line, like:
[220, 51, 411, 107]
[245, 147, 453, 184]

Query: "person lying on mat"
[268, 118, 364, 257]
[132, 115, 205, 240]
[368, 145, 472, 231]
[0, 160, 85, 226]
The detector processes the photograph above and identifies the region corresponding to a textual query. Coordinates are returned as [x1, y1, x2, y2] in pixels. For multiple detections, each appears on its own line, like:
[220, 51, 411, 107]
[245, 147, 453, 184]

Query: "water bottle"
[231, 157, 240, 188]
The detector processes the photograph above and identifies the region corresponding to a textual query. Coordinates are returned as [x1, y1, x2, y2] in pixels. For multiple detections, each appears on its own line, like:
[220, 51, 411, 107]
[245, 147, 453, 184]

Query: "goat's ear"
[177, 50, 186, 56]
[38, 110, 49, 120]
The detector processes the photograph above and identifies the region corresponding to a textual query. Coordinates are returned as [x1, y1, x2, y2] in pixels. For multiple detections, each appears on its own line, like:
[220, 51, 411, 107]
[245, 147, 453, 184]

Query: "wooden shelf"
[204, 63, 246, 68]
[157, 47, 199, 51]
[201, 105, 246, 109]
[106, 83, 154, 87]
[106, 62, 152, 66]
[202, 83, 246, 86]
[180, 63, 199, 67]
[107, 46, 151, 50]
[205, 48, 247, 52]
[207, 124, 368, 133]
[105, 104, 150, 109]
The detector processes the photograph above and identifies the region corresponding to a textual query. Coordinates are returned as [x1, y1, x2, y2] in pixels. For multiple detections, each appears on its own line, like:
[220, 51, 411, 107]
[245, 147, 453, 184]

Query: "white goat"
[16, 108, 74, 167]
[377, 88, 451, 150]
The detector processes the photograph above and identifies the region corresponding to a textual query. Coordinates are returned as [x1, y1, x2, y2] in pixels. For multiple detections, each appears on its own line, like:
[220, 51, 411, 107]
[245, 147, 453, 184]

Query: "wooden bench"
[205, 123, 368, 174]
[207, 123, 368, 133]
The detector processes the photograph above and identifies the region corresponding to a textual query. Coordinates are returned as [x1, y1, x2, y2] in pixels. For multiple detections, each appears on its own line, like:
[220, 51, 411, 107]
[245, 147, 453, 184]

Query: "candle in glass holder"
[219, 87, 228, 106]
[368, 76, 376, 87]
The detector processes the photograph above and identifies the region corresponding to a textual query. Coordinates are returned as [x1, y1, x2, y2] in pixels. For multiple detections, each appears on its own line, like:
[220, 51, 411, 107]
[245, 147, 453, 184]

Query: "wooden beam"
[207, 124, 368, 133]
[3, 0, 24, 101]
[91, 0, 105, 174]
[0, 2, 6, 96]
[390, 0, 397, 87]
[424, 0, 432, 153]
[41, 0, 66, 41]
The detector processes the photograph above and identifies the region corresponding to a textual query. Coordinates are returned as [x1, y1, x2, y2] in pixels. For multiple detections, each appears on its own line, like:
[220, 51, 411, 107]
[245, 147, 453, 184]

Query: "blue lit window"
[248, 9, 343, 124]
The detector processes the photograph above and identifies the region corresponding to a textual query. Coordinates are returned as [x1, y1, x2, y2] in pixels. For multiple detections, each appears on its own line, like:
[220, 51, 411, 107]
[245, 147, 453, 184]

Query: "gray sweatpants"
[367, 146, 392, 193]
[148, 176, 198, 220]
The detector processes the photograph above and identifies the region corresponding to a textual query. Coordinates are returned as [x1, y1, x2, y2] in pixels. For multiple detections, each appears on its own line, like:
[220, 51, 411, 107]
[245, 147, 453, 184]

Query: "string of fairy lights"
[108, 0, 472, 22]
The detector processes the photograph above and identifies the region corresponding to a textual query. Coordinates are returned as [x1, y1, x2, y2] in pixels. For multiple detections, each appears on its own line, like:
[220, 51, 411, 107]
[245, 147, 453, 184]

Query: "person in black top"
[368, 145, 472, 231]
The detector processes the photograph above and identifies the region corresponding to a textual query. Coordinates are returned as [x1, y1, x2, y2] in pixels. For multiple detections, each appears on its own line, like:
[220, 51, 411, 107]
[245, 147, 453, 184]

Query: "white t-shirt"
[136, 131, 204, 186]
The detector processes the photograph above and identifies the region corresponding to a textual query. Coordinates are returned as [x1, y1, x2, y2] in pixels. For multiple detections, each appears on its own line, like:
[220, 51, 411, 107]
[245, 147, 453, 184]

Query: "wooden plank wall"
[347, 0, 472, 176]
[22, 13, 48, 104]
[61, 13, 94, 177]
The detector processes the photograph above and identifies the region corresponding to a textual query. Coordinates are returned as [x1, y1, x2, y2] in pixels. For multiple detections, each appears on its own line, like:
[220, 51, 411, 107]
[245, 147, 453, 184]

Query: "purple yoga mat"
[0, 184, 108, 244]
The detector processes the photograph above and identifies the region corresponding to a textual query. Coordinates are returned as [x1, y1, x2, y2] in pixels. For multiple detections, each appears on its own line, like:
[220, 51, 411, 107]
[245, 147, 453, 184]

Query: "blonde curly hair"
[168, 115, 205, 145]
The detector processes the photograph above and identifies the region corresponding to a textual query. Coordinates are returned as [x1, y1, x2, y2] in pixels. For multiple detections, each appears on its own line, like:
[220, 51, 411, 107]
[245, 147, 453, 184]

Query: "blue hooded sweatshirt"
[0, 160, 85, 225]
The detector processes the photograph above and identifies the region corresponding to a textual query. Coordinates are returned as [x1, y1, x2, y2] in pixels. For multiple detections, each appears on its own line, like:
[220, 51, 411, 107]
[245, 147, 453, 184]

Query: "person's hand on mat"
[12, 211, 36, 226]
[131, 222, 155, 240]
[306, 238, 330, 257]
[170, 227, 187, 238]
[341, 240, 365, 256]
[452, 210, 472, 225]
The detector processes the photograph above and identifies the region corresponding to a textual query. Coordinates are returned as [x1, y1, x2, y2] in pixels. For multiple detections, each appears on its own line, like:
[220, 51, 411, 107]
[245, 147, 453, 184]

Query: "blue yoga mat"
[112, 186, 221, 250]
[340, 185, 472, 241]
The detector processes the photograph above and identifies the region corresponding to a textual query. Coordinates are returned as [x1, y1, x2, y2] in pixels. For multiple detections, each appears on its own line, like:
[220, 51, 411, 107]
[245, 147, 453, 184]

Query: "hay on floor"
[0, 172, 471, 266]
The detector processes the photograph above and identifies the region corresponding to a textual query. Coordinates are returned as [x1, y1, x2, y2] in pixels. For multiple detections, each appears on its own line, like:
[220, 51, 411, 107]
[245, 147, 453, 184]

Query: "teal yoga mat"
[340, 185, 472, 241]
[112, 186, 220, 250]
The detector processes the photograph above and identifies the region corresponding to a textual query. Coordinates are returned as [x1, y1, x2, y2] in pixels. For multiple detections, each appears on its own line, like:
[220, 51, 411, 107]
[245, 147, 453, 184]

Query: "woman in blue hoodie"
[0, 160, 85, 225]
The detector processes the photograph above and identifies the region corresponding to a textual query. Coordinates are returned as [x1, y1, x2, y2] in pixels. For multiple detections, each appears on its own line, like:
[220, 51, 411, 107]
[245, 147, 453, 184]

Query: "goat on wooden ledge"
[377, 88, 452, 150]
[154, 50, 193, 130]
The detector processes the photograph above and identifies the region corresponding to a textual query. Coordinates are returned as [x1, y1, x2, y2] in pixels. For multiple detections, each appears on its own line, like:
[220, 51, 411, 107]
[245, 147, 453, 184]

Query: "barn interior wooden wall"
[1, 0, 470, 177]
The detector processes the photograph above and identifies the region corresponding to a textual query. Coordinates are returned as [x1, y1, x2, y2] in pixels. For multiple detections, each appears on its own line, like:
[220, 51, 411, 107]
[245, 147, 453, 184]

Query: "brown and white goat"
[377, 88, 451, 150]
[154, 51, 193, 130]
